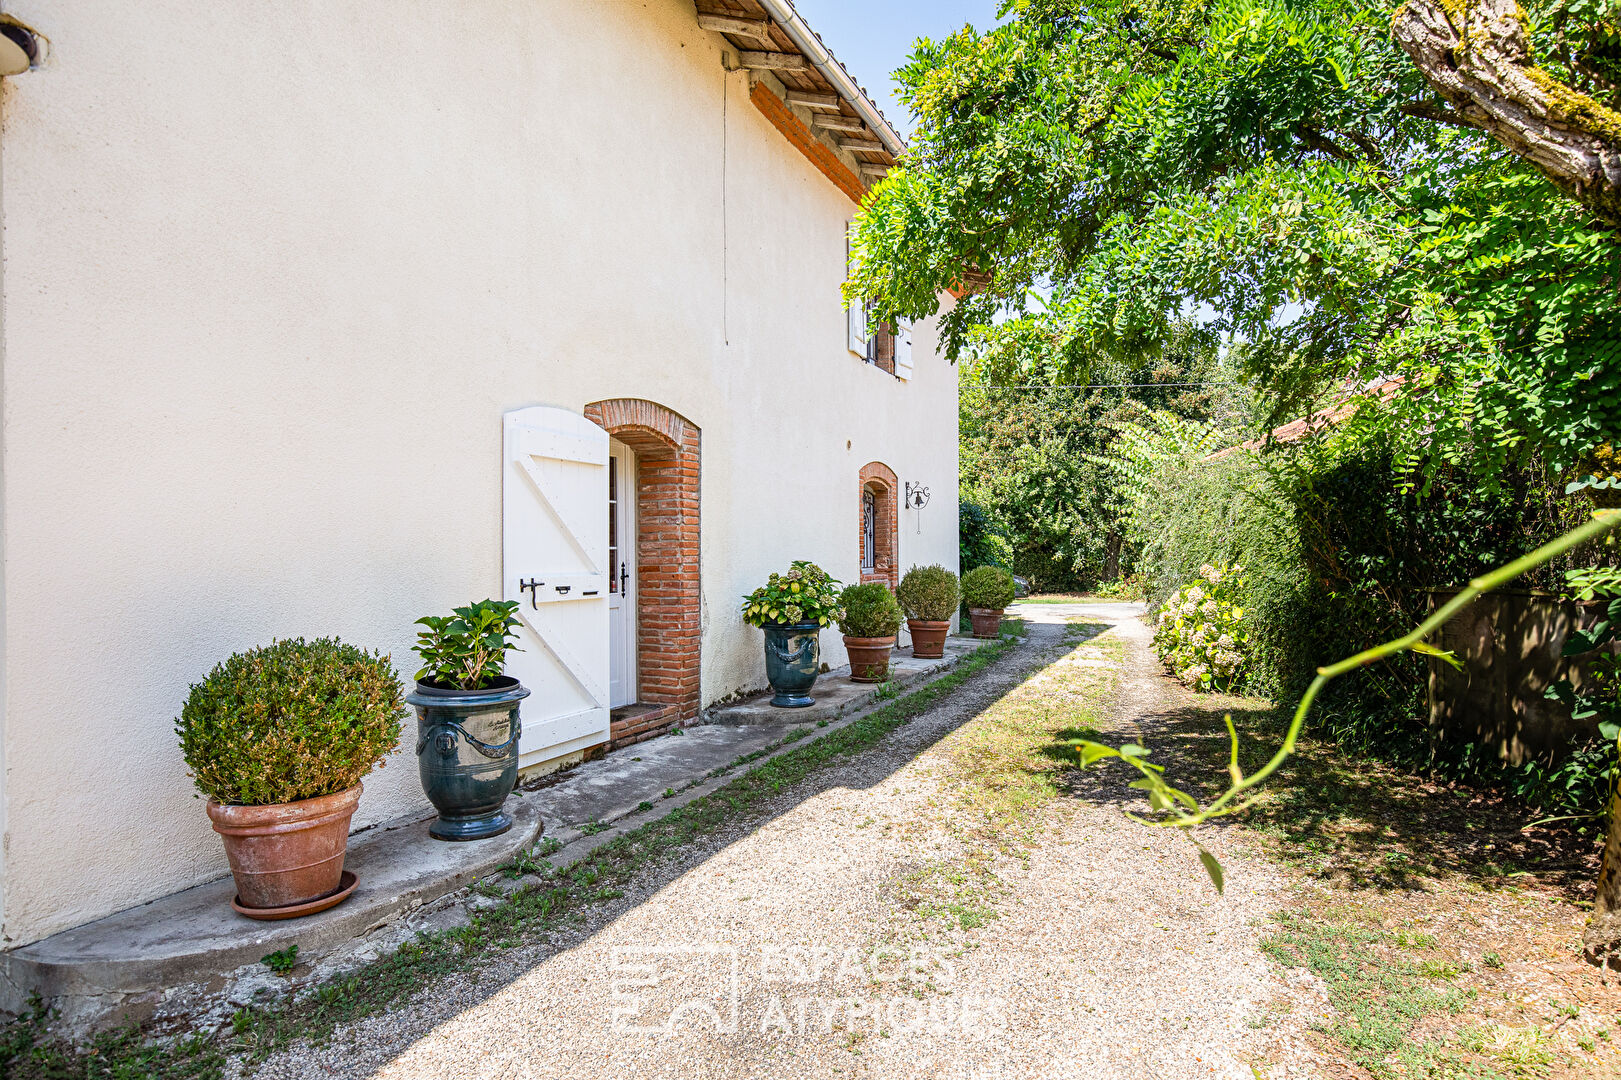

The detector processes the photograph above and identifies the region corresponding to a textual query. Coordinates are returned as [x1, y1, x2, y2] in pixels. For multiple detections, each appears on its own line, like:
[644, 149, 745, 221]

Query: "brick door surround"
[858, 461, 899, 587]
[583, 399, 700, 747]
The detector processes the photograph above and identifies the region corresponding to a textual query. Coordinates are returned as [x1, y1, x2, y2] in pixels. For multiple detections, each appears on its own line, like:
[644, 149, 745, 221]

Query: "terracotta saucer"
[232, 870, 358, 921]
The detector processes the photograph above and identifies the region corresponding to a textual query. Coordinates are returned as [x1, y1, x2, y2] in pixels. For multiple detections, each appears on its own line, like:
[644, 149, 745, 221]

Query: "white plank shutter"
[847, 227, 868, 357]
[894, 318, 914, 380]
[503, 406, 611, 766]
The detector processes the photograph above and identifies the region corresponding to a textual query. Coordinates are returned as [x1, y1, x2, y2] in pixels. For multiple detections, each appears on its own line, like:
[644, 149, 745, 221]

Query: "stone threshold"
[2, 632, 997, 1034]
[700, 635, 984, 726]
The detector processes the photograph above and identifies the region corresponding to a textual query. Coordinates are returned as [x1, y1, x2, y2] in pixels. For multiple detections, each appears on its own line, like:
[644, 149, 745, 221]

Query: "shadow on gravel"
[183, 619, 1099, 1080]
[1051, 671, 1602, 899]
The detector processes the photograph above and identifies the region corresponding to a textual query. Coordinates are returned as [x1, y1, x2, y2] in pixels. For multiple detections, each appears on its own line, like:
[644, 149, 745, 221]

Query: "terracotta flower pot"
[843, 635, 896, 682]
[907, 619, 950, 659]
[969, 608, 1005, 639]
[207, 784, 363, 912]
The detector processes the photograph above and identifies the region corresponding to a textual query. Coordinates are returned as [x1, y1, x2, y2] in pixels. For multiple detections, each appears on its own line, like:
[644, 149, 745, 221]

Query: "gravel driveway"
[254, 608, 1306, 1079]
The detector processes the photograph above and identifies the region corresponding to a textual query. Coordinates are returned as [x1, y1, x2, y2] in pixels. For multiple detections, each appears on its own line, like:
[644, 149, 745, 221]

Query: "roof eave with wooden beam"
[691, 0, 902, 202]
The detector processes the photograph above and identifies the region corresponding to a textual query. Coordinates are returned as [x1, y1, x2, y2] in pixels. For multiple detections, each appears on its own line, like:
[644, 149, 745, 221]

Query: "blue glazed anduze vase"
[408, 676, 529, 840]
[762, 622, 821, 708]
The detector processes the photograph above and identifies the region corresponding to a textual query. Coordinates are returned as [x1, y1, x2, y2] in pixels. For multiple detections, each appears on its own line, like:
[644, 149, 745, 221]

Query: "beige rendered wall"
[0, 0, 958, 946]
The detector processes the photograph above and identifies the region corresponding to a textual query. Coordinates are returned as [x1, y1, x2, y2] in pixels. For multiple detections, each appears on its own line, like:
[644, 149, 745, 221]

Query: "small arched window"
[862, 489, 878, 572]
[857, 462, 899, 586]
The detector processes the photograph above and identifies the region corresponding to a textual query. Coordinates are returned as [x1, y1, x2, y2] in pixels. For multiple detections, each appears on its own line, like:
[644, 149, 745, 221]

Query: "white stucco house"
[0, 2, 959, 951]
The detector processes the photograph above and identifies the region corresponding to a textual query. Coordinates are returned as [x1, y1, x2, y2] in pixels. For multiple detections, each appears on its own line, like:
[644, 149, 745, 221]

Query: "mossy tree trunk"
[1587, 785, 1621, 967]
[1392, 0, 1621, 229]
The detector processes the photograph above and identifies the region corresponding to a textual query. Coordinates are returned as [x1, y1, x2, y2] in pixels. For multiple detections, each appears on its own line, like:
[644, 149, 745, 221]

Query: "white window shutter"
[894, 318, 914, 380]
[846, 228, 868, 357]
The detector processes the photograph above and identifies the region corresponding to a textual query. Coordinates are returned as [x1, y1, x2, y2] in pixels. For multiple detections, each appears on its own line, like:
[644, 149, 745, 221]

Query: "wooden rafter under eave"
[695, 13, 773, 41]
[813, 114, 868, 134]
[739, 50, 807, 71]
[748, 81, 870, 204]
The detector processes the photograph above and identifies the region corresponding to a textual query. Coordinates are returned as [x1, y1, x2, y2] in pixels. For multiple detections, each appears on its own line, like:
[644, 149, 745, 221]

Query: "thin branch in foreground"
[1068, 509, 1621, 885]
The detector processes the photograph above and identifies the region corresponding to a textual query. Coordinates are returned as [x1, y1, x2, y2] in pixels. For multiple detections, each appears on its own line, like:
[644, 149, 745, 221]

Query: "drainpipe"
[754, 0, 904, 157]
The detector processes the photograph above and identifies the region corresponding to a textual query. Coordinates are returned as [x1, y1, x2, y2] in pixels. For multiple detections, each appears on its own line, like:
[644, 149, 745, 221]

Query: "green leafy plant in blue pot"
[408, 599, 528, 840]
[742, 561, 843, 707]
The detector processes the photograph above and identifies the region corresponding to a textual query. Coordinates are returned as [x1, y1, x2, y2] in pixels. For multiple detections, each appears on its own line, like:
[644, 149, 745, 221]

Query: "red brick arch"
[858, 461, 899, 587]
[584, 399, 700, 747]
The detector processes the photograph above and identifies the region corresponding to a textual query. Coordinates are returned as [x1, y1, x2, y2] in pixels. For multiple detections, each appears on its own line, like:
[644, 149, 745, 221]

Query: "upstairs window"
[847, 224, 913, 380]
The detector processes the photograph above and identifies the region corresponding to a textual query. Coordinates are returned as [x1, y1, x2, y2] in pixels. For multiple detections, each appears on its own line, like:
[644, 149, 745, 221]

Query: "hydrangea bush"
[741, 561, 843, 628]
[1152, 564, 1250, 691]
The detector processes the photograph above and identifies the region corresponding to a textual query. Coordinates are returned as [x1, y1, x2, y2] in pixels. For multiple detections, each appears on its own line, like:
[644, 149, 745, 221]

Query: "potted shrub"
[408, 599, 530, 841]
[177, 638, 404, 919]
[838, 583, 903, 682]
[962, 565, 1017, 639]
[897, 565, 959, 659]
[742, 561, 842, 707]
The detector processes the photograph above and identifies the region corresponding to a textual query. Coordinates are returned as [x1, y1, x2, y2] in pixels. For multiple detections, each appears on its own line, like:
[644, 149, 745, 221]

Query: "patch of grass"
[4, 621, 1031, 1076]
[886, 621, 1120, 932]
[0, 998, 226, 1080]
[1259, 906, 1599, 1078]
[1262, 908, 1473, 1076]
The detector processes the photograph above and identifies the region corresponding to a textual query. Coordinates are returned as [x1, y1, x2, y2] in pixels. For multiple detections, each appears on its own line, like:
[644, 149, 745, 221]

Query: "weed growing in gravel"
[887, 621, 1121, 934]
[0, 997, 225, 1080]
[260, 946, 298, 976]
[1255, 907, 1596, 1078]
[2, 623, 1031, 1077]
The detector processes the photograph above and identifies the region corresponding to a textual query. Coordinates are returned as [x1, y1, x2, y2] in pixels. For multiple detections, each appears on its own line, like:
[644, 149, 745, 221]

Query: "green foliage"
[741, 561, 842, 628]
[852, 0, 1621, 481]
[836, 583, 904, 638]
[261, 946, 298, 975]
[413, 599, 523, 690]
[176, 638, 404, 807]
[1261, 909, 1474, 1077]
[896, 565, 960, 621]
[1093, 573, 1147, 601]
[0, 996, 224, 1080]
[1069, 512, 1621, 833]
[1543, 574, 1621, 814]
[1100, 399, 1621, 813]
[961, 565, 1017, 610]
[1097, 416, 1311, 697]
[1153, 565, 1252, 691]
[958, 499, 1008, 573]
[959, 327, 1238, 593]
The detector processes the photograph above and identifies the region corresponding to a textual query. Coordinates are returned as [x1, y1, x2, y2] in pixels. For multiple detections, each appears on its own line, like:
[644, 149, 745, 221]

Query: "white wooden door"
[503, 406, 611, 766]
[608, 440, 637, 708]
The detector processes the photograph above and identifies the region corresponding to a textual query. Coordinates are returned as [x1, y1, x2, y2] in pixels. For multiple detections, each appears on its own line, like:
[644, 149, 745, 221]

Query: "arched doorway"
[584, 399, 701, 747]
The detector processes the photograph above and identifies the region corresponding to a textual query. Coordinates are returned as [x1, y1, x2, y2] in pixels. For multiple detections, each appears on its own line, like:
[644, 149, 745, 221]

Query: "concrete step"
[1, 800, 544, 1022]
[0, 631, 997, 1032]
[701, 635, 983, 725]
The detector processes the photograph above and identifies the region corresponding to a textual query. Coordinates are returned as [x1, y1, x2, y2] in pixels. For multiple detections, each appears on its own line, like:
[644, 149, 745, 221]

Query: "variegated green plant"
[741, 561, 843, 629]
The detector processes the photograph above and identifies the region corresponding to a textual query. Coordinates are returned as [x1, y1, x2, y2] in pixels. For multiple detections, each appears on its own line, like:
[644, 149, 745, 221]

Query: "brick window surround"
[583, 399, 701, 747]
[858, 462, 899, 587]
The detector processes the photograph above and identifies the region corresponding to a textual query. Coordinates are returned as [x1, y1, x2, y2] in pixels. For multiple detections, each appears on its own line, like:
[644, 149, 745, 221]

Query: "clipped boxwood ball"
[962, 565, 1017, 610]
[176, 638, 405, 807]
[896, 565, 960, 621]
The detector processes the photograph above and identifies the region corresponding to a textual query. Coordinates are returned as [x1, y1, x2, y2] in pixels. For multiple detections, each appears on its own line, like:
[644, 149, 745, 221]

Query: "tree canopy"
[848, 0, 1621, 477]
